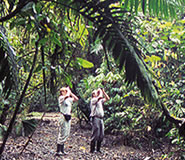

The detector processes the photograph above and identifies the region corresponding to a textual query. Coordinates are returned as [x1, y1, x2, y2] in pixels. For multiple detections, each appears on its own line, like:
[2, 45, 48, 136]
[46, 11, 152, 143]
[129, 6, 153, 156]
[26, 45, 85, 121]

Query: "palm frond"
[22, 119, 38, 136]
[73, 0, 185, 136]
[125, 0, 184, 19]
[0, 26, 18, 95]
[75, 0, 158, 104]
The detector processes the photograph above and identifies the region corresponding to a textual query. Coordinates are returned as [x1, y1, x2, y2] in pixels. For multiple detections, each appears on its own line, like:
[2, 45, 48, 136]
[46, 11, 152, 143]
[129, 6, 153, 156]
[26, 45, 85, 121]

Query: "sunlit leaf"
[76, 57, 94, 68]
[176, 99, 183, 104]
[151, 55, 161, 62]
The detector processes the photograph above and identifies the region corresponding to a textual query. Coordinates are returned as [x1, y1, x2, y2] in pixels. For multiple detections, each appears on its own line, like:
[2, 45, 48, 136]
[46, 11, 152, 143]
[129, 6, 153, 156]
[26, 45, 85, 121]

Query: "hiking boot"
[90, 141, 96, 153]
[97, 141, 102, 153]
[61, 144, 68, 155]
[56, 144, 63, 156]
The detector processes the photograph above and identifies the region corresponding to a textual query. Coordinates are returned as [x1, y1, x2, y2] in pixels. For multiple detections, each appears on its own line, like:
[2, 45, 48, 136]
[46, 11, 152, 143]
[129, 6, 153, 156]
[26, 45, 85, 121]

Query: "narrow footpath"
[1, 113, 183, 160]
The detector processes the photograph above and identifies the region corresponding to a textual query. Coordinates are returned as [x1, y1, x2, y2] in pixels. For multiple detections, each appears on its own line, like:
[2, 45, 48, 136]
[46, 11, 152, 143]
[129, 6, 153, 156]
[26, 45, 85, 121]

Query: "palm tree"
[0, 0, 184, 155]
[73, 0, 185, 138]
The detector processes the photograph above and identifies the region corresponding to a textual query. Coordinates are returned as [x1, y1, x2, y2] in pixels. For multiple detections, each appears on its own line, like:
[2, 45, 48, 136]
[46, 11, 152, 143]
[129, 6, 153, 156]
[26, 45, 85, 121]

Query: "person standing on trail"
[56, 86, 79, 156]
[89, 88, 110, 153]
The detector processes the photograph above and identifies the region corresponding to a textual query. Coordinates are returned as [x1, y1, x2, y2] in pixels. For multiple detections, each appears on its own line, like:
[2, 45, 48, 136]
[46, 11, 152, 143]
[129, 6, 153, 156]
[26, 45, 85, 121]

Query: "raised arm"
[70, 92, 79, 102]
[67, 87, 79, 102]
[96, 88, 103, 101]
[101, 88, 110, 102]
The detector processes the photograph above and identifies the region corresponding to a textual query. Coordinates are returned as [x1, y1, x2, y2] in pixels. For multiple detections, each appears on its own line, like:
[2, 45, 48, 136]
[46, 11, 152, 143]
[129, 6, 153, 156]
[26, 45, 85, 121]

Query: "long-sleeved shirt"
[90, 97, 106, 118]
[58, 96, 73, 115]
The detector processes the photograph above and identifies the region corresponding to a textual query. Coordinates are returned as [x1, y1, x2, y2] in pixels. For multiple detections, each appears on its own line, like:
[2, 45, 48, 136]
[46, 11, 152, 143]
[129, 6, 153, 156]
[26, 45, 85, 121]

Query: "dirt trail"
[1, 113, 183, 160]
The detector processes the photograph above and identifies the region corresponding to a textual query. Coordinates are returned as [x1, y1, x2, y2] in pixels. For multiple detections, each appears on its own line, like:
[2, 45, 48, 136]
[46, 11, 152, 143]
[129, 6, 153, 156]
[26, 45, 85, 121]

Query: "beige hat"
[92, 90, 97, 97]
[60, 87, 67, 92]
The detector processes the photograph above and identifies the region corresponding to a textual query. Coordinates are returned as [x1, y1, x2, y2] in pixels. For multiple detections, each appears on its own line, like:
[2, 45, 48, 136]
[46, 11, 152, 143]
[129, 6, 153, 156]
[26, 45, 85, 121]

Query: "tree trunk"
[161, 102, 185, 138]
[0, 39, 39, 155]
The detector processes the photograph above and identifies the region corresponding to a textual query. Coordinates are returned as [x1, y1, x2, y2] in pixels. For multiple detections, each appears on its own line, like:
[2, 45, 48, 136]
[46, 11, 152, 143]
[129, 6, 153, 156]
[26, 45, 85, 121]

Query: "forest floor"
[1, 113, 184, 160]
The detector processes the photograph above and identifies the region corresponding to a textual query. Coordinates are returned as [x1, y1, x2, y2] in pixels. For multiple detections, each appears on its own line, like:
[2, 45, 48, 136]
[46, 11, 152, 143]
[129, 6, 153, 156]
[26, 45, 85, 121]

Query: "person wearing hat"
[56, 86, 79, 156]
[89, 88, 110, 153]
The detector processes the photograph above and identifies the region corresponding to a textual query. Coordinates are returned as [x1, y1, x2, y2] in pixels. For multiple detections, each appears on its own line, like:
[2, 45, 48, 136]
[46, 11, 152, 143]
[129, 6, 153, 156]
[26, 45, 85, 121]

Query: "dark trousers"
[90, 117, 104, 152]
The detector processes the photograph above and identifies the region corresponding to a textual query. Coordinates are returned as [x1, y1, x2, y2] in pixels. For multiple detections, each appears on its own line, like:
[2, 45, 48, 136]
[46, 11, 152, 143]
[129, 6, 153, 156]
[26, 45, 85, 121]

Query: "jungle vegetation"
[0, 0, 184, 157]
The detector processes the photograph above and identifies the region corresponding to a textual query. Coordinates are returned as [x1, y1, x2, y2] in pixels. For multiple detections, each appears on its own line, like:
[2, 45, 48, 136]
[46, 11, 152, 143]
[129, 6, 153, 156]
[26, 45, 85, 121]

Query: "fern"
[22, 119, 38, 136]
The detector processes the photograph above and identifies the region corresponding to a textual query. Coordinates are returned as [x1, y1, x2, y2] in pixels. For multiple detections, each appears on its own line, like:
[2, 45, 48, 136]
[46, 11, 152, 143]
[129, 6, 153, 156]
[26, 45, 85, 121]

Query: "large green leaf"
[76, 57, 94, 69]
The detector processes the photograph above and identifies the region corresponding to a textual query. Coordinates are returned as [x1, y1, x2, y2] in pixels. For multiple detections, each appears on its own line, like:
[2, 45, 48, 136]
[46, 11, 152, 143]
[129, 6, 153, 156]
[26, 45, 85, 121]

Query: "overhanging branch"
[0, 1, 29, 22]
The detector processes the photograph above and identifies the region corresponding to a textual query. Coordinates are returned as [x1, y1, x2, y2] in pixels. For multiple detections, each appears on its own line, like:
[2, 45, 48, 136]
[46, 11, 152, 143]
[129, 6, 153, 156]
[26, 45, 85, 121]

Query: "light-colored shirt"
[58, 96, 73, 115]
[90, 97, 106, 118]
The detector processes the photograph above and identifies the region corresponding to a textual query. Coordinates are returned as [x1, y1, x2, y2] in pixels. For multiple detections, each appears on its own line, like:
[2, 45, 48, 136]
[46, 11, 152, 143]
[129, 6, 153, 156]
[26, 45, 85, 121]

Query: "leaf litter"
[0, 113, 183, 160]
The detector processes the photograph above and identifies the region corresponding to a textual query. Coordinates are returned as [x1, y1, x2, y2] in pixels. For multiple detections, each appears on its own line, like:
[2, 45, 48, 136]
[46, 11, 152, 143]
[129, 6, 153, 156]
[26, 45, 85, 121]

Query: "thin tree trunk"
[160, 102, 185, 138]
[41, 46, 47, 104]
[0, 39, 40, 155]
